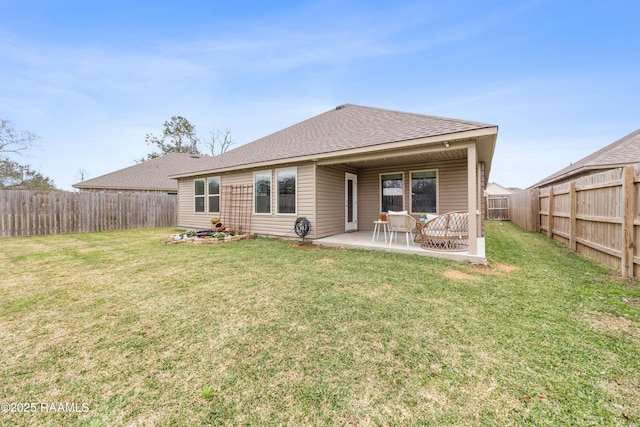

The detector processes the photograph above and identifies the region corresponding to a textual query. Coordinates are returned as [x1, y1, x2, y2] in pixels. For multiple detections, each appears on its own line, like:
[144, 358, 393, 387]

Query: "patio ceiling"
[337, 148, 467, 169]
[315, 131, 496, 182]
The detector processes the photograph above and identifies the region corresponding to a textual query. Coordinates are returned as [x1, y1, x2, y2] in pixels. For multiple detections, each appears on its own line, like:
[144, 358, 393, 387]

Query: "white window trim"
[276, 167, 297, 215]
[253, 170, 272, 215]
[207, 176, 221, 214]
[379, 171, 405, 213]
[194, 178, 206, 213]
[410, 169, 438, 215]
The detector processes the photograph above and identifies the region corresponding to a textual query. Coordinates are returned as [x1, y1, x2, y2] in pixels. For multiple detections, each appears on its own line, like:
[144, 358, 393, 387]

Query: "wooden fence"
[485, 196, 510, 220]
[0, 190, 177, 237]
[509, 188, 540, 232]
[509, 164, 640, 277]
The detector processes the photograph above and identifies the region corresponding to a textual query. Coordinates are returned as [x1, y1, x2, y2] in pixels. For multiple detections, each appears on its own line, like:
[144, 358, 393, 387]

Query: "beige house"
[485, 182, 518, 196]
[171, 104, 499, 259]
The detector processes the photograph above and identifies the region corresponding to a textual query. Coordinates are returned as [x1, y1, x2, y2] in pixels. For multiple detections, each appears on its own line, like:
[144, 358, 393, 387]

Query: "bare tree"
[0, 119, 56, 190]
[76, 168, 90, 182]
[0, 119, 40, 157]
[202, 128, 234, 156]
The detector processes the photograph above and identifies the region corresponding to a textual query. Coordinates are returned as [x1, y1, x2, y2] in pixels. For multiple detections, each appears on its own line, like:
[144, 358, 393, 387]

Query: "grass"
[1, 221, 639, 426]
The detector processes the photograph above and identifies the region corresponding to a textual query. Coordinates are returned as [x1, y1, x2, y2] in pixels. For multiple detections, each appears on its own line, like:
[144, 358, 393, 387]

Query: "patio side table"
[372, 220, 388, 243]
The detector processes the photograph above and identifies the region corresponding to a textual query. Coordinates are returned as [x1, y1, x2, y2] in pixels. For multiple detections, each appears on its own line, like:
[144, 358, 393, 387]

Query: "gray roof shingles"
[76, 104, 497, 189]
[534, 128, 640, 187]
[73, 152, 215, 191]
[178, 103, 496, 176]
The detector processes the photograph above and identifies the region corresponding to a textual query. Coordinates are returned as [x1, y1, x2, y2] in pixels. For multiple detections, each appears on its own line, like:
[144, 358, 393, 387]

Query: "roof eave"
[170, 126, 498, 179]
[72, 185, 176, 192]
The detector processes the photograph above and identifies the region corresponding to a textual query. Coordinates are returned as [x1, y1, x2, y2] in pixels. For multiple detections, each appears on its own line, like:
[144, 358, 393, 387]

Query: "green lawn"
[1, 221, 638, 426]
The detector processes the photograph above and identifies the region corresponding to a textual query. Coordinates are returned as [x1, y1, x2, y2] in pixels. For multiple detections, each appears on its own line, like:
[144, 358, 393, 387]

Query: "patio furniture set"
[373, 211, 469, 252]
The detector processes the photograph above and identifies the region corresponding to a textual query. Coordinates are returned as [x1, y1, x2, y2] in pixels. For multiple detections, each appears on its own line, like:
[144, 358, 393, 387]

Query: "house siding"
[358, 159, 469, 231]
[315, 165, 358, 238]
[178, 158, 474, 237]
[177, 162, 315, 237]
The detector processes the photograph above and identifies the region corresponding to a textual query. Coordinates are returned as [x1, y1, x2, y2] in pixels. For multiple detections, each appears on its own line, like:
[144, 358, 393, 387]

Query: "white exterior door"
[345, 173, 357, 231]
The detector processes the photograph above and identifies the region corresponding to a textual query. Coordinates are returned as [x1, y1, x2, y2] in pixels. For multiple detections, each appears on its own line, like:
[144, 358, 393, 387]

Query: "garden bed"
[166, 229, 254, 244]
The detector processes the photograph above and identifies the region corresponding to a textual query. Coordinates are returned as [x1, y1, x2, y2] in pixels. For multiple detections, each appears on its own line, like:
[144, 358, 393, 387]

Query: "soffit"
[340, 148, 467, 169]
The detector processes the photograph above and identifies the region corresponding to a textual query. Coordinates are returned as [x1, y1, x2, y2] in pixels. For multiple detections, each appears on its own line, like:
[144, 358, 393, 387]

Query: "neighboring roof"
[73, 152, 215, 192]
[533, 129, 640, 188]
[485, 182, 517, 196]
[172, 104, 497, 178]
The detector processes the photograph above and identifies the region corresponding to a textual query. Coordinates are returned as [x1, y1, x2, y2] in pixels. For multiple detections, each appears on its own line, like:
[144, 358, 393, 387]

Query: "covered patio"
[311, 129, 495, 265]
[313, 230, 486, 264]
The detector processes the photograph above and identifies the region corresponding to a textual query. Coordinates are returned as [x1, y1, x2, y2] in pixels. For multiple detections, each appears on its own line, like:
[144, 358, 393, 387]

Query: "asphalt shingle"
[534, 129, 640, 187]
[180, 103, 496, 175]
[73, 152, 215, 191]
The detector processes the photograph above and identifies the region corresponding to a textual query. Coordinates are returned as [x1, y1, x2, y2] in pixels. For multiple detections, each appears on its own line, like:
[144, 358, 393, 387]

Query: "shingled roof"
[173, 104, 497, 177]
[534, 129, 640, 187]
[73, 152, 214, 192]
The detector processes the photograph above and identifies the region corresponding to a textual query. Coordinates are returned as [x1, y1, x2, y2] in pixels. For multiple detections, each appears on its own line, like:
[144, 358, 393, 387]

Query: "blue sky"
[1, 0, 638, 191]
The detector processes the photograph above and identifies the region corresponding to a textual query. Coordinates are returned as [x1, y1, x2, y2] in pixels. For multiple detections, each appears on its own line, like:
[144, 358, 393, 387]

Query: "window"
[277, 168, 296, 214]
[194, 177, 221, 213]
[208, 177, 220, 213]
[381, 173, 404, 212]
[254, 171, 271, 214]
[194, 179, 205, 213]
[411, 170, 437, 214]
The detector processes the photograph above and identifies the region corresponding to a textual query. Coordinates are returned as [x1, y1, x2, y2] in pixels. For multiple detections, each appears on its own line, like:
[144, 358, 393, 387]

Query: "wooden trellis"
[221, 185, 252, 234]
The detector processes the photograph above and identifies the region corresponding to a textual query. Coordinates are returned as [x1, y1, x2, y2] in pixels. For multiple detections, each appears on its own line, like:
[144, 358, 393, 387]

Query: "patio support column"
[467, 145, 478, 255]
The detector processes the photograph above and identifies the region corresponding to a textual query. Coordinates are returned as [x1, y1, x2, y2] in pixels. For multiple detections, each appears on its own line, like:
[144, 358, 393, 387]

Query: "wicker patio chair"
[387, 211, 417, 248]
[414, 210, 469, 251]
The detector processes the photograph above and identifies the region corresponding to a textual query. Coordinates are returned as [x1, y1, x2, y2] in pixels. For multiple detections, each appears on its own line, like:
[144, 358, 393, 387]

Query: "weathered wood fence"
[509, 164, 640, 277]
[485, 196, 510, 220]
[0, 190, 177, 237]
[509, 188, 540, 232]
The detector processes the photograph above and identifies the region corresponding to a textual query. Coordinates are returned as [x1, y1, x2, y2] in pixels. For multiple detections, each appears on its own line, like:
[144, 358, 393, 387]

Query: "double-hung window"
[276, 167, 296, 214]
[208, 177, 220, 213]
[254, 171, 271, 214]
[194, 177, 220, 213]
[411, 170, 437, 214]
[194, 179, 205, 213]
[381, 173, 404, 212]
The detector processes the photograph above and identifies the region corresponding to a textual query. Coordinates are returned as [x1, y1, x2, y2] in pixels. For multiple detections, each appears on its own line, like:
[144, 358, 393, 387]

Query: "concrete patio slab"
[313, 230, 486, 264]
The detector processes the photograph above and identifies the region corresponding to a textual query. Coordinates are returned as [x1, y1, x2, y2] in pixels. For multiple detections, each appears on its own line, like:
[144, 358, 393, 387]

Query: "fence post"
[569, 181, 577, 251]
[547, 186, 555, 239]
[621, 165, 635, 278]
[532, 188, 540, 232]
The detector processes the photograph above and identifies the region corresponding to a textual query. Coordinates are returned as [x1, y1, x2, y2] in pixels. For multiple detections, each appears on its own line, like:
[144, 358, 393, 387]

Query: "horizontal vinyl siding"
[438, 159, 468, 213]
[177, 157, 473, 237]
[315, 165, 356, 238]
[358, 159, 468, 231]
[250, 164, 315, 238]
[296, 164, 315, 236]
[177, 163, 315, 237]
[178, 178, 210, 229]
[358, 168, 383, 232]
